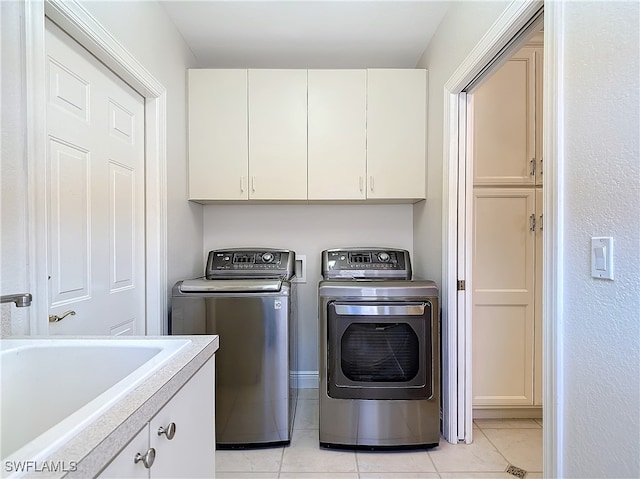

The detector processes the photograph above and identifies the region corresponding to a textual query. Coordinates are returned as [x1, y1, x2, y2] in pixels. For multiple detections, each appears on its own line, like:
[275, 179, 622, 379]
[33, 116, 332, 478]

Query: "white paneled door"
[45, 19, 145, 335]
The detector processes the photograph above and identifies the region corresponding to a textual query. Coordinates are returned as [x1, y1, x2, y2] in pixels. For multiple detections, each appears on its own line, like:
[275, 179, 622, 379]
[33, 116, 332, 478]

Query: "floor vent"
[506, 464, 527, 478]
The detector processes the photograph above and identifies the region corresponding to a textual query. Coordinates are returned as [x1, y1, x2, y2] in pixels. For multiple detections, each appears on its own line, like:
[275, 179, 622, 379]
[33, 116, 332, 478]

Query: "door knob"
[48, 310, 76, 322]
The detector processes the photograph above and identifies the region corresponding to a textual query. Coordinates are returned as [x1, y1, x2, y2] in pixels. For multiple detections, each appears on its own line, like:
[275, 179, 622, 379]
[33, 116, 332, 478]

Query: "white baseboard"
[293, 370, 318, 389]
[473, 407, 543, 419]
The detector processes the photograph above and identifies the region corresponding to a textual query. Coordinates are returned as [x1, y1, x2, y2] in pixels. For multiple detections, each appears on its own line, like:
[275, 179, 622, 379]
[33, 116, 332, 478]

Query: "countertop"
[19, 335, 219, 479]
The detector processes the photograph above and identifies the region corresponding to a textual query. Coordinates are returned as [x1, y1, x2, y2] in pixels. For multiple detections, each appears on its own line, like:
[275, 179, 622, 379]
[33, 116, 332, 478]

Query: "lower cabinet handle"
[251, 176, 256, 193]
[134, 448, 155, 469]
[369, 176, 374, 192]
[240, 176, 245, 193]
[359, 176, 363, 192]
[158, 422, 176, 440]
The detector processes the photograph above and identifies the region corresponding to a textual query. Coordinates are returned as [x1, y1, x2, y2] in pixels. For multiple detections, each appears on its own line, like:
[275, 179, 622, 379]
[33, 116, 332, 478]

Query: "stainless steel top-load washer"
[319, 248, 439, 449]
[171, 248, 297, 448]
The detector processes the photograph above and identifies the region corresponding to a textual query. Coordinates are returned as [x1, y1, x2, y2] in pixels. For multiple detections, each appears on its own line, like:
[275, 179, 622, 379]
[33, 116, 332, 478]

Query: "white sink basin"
[0, 337, 190, 469]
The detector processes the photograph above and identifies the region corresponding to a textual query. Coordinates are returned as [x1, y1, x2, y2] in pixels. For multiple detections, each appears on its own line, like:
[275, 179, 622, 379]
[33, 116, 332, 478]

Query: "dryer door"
[327, 301, 433, 400]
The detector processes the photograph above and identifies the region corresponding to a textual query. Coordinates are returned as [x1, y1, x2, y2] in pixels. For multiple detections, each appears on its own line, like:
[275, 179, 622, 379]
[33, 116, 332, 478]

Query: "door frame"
[25, 0, 168, 335]
[441, 0, 564, 476]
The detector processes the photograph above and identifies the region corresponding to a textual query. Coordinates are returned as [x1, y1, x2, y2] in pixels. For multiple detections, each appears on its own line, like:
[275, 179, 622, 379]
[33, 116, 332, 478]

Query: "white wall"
[1, 1, 31, 336]
[203, 204, 414, 374]
[559, 2, 639, 477]
[412, 0, 510, 287]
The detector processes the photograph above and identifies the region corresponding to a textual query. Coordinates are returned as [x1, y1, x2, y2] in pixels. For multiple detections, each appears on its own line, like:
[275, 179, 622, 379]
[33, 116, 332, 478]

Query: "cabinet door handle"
[530, 214, 537, 232]
[539, 214, 543, 231]
[240, 176, 245, 193]
[530, 158, 536, 177]
[134, 448, 155, 469]
[359, 176, 363, 192]
[369, 176, 374, 192]
[251, 176, 256, 193]
[157, 422, 176, 440]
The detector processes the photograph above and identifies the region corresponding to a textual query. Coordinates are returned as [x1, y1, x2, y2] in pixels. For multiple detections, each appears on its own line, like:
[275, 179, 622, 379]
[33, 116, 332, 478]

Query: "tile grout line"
[476, 425, 524, 476]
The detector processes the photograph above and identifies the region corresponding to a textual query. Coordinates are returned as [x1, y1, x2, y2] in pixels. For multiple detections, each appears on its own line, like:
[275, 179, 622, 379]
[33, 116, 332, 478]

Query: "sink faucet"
[0, 293, 33, 307]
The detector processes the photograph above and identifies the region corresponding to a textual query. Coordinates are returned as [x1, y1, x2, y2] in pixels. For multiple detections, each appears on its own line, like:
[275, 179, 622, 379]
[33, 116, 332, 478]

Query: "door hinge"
[457, 280, 465, 291]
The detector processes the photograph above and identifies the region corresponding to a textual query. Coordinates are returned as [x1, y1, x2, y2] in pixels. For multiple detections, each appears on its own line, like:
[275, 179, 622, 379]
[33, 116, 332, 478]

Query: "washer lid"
[179, 278, 283, 293]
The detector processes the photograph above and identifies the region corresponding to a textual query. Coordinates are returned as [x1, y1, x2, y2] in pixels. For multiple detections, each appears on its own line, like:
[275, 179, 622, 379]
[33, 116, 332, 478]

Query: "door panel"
[248, 69, 307, 200]
[46, 19, 145, 335]
[307, 69, 366, 200]
[472, 47, 536, 185]
[472, 188, 535, 406]
[48, 139, 90, 306]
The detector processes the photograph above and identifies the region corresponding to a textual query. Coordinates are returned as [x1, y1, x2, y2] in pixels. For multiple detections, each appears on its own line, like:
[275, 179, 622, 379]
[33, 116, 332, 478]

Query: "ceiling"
[160, 1, 451, 69]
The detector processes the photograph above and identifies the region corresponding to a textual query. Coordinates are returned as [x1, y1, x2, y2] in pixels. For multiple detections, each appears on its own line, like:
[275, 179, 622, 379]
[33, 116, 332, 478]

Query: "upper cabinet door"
[308, 70, 367, 200]
[535, 48, 543, 186]
[248, 69, 307, 200]
[472, 47, 537, 186]
[366, 69, 427, 200]
[188, 69, 248, 200]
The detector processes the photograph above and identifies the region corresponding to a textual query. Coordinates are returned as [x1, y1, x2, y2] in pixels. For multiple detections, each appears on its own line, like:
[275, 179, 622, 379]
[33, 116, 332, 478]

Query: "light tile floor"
[216, 389, 543, 479]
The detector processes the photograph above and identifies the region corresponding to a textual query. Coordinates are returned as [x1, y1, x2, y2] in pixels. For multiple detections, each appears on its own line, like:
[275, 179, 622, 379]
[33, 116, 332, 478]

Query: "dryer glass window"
[327, 301, 433, 400]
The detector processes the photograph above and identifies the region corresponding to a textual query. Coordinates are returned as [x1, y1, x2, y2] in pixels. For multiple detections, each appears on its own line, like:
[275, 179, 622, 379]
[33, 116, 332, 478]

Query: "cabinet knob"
[157, 422, 176, 440]
[134, 448, 155, 468]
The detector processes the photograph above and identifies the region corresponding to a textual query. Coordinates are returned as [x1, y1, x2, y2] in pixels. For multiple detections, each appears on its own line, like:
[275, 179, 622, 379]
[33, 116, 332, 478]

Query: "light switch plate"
[591, 237, 614, 280]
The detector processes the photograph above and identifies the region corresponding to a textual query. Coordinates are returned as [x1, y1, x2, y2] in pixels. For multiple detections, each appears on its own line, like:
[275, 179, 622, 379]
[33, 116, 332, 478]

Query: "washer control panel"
[206, 249, 295, 279]
[322, 248, 412, 280]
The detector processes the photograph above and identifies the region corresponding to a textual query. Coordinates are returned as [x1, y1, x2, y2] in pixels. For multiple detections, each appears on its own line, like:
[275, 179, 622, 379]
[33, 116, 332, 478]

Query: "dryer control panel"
[321, 248, 411, 280]
[206, 249, 295, 279]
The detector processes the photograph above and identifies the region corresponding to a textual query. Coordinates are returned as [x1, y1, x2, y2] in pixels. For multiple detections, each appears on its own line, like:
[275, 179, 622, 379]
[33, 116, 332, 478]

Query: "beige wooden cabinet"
[472, 46, 542, 186]
[366, 69, 427, 200]
[534, 187, 543, 405]
[307, 69, 367, 200]
[472, 188, 537, 406]
[471, 38, 544, 411]
[99, 358, 215, 478]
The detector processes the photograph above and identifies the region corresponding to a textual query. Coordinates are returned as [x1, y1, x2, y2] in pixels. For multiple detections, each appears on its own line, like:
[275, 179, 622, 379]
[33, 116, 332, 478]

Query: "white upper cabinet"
[366, 69, 427, 200]
[187, 68, 427, 202]
[308, 70, 367, 200]
[472, 47, 540, 186]
[188, 69, 248, 200]
[248, 69, 308, 200]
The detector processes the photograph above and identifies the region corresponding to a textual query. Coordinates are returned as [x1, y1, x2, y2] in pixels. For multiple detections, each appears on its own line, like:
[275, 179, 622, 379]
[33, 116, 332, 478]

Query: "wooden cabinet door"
[98, 425, 149, 478]
[472, 47, 536, 186]
[535, 48, 544, 186]
[472, 188, 536, 406]
[308, 70, 366, 200]
[248, 69, 307, 200]
[150, 357, 215, 478]
[366, 69, 426, 200]
[534, 187, 543, 405]
[188, 69, 248, 200]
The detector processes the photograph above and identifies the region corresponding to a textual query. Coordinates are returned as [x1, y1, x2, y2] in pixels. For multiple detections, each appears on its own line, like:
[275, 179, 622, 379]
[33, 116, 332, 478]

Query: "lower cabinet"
[472, 188, 542, 408]
[99, 357, 215, 478]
